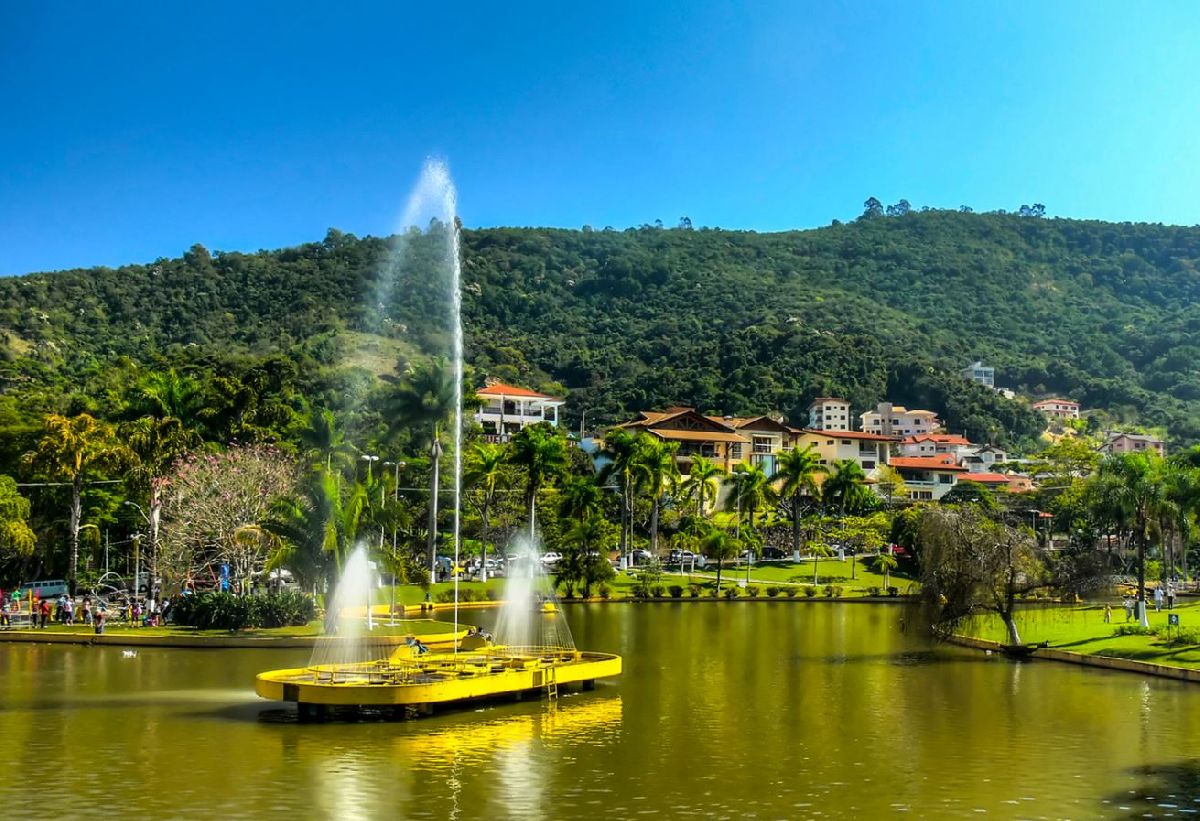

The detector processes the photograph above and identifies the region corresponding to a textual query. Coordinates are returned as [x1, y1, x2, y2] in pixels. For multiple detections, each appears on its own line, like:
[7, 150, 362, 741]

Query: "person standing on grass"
[1155, 586, 1164, 612]
[1103, 603, 1112, 624]
[39, 598, 50, 628]
[1123, 597, 1134, 622]
[1167, 582, 1176, 610]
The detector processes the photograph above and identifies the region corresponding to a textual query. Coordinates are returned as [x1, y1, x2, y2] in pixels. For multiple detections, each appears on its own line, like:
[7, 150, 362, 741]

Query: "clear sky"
[3, 1, 1199, 275]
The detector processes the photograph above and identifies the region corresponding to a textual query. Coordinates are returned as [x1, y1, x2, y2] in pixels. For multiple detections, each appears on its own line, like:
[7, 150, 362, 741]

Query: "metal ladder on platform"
[545, 667, 559, 704]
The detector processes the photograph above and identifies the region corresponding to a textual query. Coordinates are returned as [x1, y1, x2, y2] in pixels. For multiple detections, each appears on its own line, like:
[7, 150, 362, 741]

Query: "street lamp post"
[124, 501, 150, 602]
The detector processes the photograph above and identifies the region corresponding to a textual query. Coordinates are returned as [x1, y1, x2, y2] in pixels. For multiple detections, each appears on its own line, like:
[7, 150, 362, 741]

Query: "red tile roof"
[905, 433, 974, 446]
[1032, 398, 1079, 408]
[476, 382, 561, 400]
[890, 456, 968, 472]
[960, 472, 1010, 484]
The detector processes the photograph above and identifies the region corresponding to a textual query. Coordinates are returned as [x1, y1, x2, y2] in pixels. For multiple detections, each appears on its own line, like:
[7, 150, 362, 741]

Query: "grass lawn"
[963, 599, 1200, 670]
[674, 558, 917, 595]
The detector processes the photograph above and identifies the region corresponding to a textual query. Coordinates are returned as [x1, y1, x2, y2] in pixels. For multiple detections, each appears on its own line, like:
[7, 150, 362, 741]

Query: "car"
[540, 552, 563, 565]
[631, 549, 653, 564]
[761, 548, 787, 561]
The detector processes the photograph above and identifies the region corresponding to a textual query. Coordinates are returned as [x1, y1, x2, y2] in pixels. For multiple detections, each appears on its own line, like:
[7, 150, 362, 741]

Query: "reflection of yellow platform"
[255, 647, 621, 710]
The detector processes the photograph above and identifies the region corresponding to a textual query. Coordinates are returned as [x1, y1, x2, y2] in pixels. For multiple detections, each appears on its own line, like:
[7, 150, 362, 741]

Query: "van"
[18, 579, 69, 599]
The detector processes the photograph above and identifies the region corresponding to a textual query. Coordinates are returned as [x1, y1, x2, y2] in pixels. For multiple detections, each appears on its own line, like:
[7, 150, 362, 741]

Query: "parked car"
[762, 547, 787, 560]
[631, 549, 653, 565]
[541, 552, 563, 565]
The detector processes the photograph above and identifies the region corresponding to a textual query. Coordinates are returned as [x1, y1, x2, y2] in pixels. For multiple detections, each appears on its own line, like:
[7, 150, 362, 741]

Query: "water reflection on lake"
[3, 603, 1200, 818]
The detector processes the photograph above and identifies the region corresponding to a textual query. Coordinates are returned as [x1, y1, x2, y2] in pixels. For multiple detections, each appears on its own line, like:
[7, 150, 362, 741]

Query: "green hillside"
[3, 210, 1200, 450]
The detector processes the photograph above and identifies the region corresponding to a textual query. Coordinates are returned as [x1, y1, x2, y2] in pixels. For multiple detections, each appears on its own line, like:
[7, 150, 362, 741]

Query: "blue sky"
[2, 1, 1199, 275]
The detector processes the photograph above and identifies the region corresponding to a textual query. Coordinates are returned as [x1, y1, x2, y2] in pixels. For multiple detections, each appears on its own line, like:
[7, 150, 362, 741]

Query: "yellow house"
[792, 429, 898, 475]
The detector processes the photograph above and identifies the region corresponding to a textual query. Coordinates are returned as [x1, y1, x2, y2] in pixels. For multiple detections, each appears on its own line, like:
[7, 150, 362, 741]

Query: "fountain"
[255, 159, 620, 720]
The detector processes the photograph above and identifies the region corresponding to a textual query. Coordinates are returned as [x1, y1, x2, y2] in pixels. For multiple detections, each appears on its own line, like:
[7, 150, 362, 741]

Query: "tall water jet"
[493, 533, 575, 651]
[309, 544, 387, 668]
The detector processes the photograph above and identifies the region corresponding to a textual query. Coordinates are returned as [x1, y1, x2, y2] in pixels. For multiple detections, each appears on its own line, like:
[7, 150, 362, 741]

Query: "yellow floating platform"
[255, 646, 621, 711]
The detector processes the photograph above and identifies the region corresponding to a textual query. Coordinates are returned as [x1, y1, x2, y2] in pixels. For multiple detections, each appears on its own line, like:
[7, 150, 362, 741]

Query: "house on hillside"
[614, 407, 751, 473]
[889, 455, 966, 501]
[807, 397, 853, 431]
[959, 472, 1012, 492]
[962, 361, 995, 388]
[793, 429, 897, 475]
[474, 381, 566, 442]
[708, 414, 794, 476]
[1032, 398, 1081, 420]
[860, 403, 940, 437]
[961, 444, 1008, 473]
[900, 433, 976, 463]
[1100, 432, 1165, 457]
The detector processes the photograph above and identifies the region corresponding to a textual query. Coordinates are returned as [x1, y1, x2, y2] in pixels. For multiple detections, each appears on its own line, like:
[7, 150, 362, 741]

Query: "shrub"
[435, 590, 455, 604]
[598, 582, 612, 600]
[669, 585, 684, 598]
[804, 586, 818, 597]
[723, 586, 739, 599]
[887, 586, 899, 597]
[823, 584, 835, 598]
[1113, 624, 1155, 636]
[784, 587, 798, 598]
[650, 584, 666, 598]
[173, 591, 315, 630]
[688, 583, 703, 598]
[486, 588, 501, 601]
[631, 579, 650, 599]
[745, 585, 760, 598]
[867, 586, 882, 597]
[766, 586, 781, 598]
[1163, 627, 1200, 647]
[824, 585, 843, 598]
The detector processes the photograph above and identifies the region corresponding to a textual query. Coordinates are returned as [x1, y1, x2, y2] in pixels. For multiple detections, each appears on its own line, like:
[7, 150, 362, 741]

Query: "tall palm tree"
[723, 462, 775, 535]
[633, 437, 680, 554]
[509, 423, 569, 541]
[822, 459, 874, 516]
[598, 428, 641, 557]
[1098, 452, 1166, 627]
[682, 455, 725, 518]
[463, 441, 508, 581]
[558, 474, 605, 521]
[386, 357, 456, 572]
[770, 444, 827, 559]
[26, 413, 130, 591]
[701, 525, 740, 595]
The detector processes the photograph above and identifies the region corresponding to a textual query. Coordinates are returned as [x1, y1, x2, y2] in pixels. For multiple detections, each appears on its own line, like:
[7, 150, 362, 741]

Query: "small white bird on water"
[122, 649, 138, 658]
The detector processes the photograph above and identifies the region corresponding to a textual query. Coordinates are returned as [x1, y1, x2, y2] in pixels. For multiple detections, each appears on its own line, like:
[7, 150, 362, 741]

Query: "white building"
[1032, 398, 1081, 420]
[962, 361, 995, 388]
[1101, 432, 1165, 458]
[899, 433, 976, 463]
[962, 444, 1008, 473]
[890, 455, 966, 501]
[474, 381, 565, 442]
[860, 403, 940, 437]
[807, 397, 852, 431]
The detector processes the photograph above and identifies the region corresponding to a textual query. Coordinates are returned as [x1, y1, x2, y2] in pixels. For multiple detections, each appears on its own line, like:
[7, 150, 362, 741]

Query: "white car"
[540, 552, 563, 565]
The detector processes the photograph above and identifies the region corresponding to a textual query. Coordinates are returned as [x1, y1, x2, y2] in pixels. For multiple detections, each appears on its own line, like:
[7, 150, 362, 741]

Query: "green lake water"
[3, 602, 1200, 819]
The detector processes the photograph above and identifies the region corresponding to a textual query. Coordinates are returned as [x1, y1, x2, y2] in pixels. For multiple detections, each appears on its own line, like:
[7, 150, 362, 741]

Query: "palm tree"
[771, 444, 827, 559]
[723, 463, 775, 535]
[682, 455, 725, 518]
[509, 423, 569, 541]
[701, 525, 740, 595]
[299, 407, 358, 474]
[386, 357, 456, 573]
[823, 459, 874, 516]
[871, 551, 898, 589]
[26, 413, 130, 591]
[558, 514, 618, 597]
[558, 474, 605, 521]
[1098, 452, 1166, 627]
[463, 441, 508, 581]
[264, 468, 368, 601]
[598, 428, 642, 558]
[633, 437, 680, 555]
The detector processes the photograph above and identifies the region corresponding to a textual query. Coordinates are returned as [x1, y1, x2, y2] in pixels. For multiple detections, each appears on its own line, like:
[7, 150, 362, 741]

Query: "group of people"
[0, 590, 174, 633]
[1103, 582, 1180, 623]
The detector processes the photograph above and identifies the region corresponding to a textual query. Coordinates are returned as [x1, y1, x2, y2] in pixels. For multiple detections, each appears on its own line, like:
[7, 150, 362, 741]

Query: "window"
[938, 474, 953, 484]
[862, 461, 876, 469]
[730, 444, 742, 458]
[841, 439, 851, 445]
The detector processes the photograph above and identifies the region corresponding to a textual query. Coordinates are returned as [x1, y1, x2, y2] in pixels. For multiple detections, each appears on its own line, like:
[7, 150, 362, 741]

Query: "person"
[94, 605, 106, 635]
[83, 598, 92, 626]
[132, 600, 142, 628]
[1103, 603, 1112, 624]
[1155, 586, 1164, 612]
[39, 598, 50, 629]
[1123, 597, 1134, 622]
[0, 595, 9, 628]
[1168, 582, 1177, 610]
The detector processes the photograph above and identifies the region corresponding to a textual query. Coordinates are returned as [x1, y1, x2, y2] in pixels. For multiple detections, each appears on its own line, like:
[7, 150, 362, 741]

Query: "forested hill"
[3, 210, 1200, 448]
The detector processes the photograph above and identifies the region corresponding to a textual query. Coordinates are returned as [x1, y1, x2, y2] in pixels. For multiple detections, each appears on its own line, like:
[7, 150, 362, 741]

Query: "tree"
[25, 413, 129, 591]
[633, 437, 680, 554]
[862, 197, 884, 218]
[771, 444, 827, 558]
[387, 357, 456, 573]
[701, 525, 740, 595]
[723, 463, 775, 535]
[599, 428, 642, 558]
[918, 505, 1047, 645]
[162, 444, 298, 593]
[1097, 452, 1165, 626]
[0, 475, 35, 560]
[558, 474, 605, 522]
[463, 441, 508, 582]
[509, 423, 569, 541]
[681, 455, 725, 518]
[822, 459, 874, 515]
[299, 407, 358, 473]
[557, 514, 617, 597]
